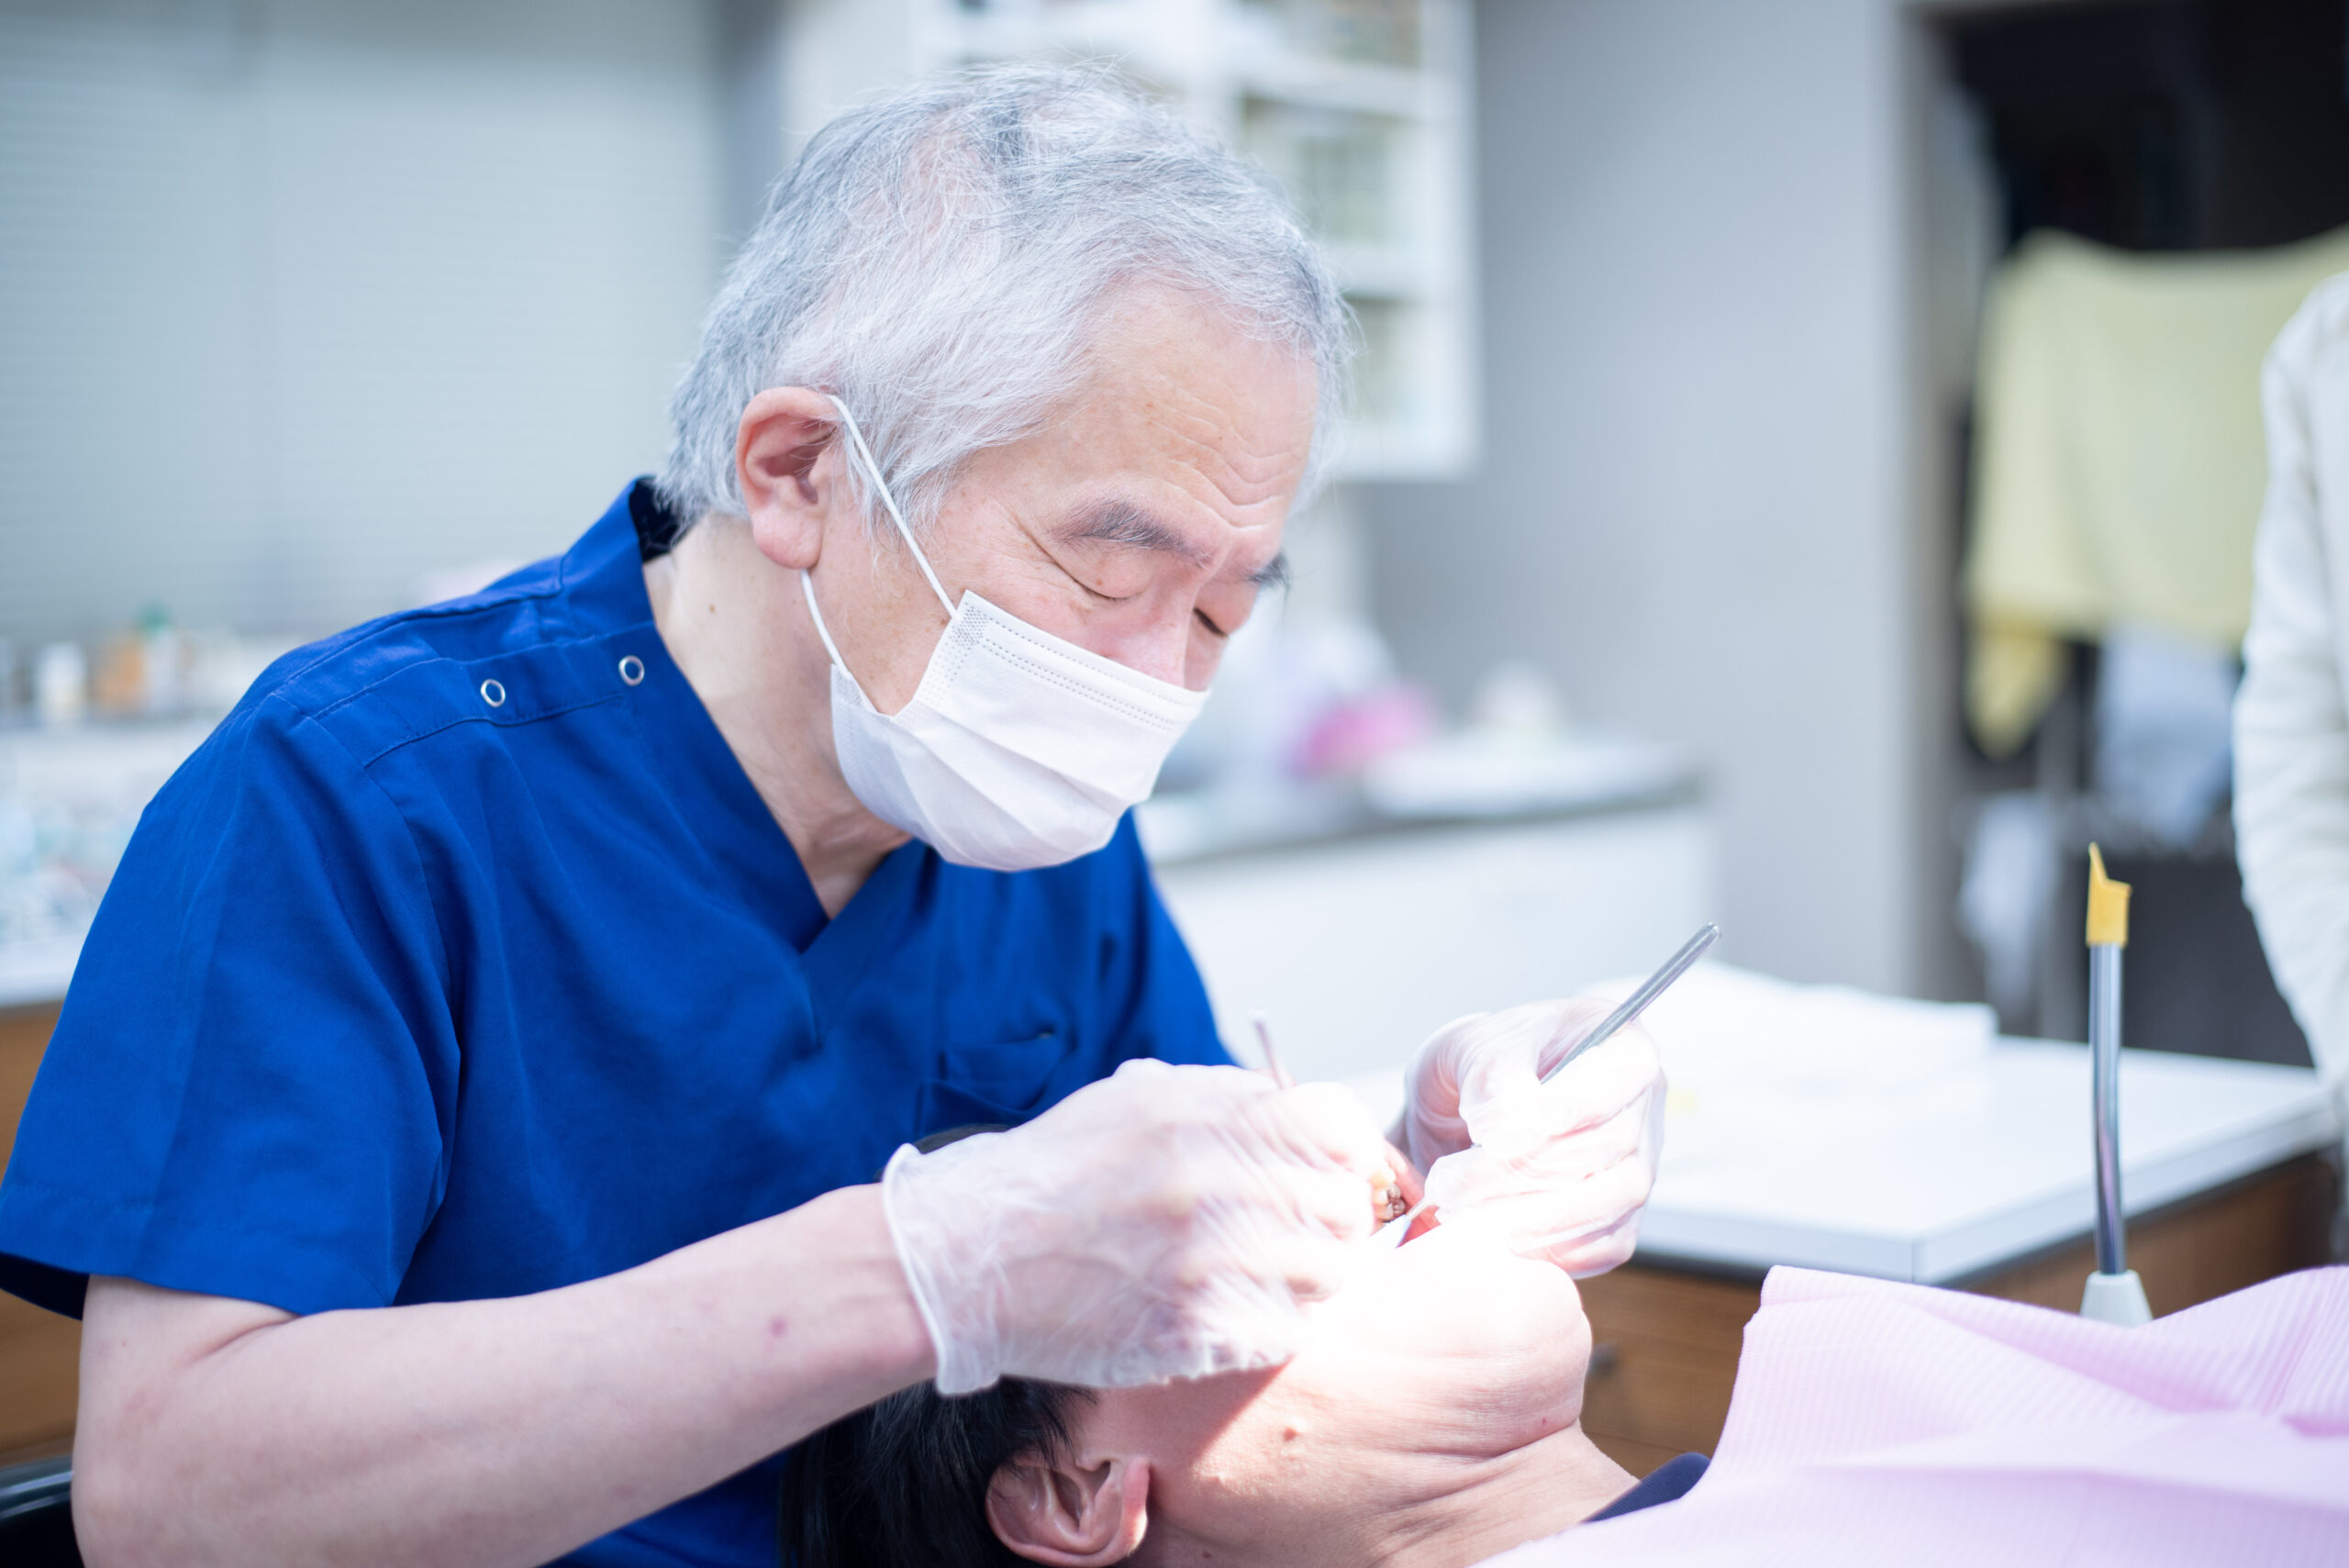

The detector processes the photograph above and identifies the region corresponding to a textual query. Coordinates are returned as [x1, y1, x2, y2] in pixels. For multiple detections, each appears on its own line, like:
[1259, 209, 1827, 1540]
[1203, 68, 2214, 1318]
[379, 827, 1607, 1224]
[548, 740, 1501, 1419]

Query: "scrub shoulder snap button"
[479, 678, 507, 707]
[618, 654, 645, 686]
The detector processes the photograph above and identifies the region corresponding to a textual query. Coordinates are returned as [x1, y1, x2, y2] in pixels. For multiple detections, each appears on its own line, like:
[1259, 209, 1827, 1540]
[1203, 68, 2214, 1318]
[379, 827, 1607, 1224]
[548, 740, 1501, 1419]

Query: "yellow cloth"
[1963, 227, 2349, 756]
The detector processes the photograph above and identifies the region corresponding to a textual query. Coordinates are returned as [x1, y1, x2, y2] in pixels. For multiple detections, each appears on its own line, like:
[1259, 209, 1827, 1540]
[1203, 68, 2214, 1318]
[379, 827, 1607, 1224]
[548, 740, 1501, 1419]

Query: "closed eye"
[1074, 574, 1133, 604]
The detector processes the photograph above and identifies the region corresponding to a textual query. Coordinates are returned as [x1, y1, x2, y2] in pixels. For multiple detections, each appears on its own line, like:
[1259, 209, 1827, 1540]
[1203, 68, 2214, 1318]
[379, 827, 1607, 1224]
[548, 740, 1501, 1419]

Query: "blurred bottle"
[91, 605, 189, 718]
[34, 643, 88, 728]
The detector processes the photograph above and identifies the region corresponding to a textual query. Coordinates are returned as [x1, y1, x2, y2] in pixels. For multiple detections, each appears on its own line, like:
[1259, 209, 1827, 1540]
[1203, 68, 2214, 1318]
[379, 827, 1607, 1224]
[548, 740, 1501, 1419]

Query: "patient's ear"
[985, 1452, 1150, 1566]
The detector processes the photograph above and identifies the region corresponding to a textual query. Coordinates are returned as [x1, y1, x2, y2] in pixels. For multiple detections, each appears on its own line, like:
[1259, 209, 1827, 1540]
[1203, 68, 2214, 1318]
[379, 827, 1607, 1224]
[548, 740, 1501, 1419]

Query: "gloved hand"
[1401, 996, 1665, 1276]
[883, 1057, 1394, 1392]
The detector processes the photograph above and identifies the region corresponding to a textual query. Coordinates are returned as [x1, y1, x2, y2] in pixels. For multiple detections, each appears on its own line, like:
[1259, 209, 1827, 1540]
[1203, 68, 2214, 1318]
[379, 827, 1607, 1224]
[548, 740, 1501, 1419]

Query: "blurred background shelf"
[770, 0, 1480, 483]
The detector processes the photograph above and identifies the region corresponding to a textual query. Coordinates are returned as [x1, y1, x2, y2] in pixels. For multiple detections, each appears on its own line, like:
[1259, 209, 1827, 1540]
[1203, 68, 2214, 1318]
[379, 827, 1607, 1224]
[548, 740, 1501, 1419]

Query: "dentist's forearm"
[72, 1184, 931, 1568]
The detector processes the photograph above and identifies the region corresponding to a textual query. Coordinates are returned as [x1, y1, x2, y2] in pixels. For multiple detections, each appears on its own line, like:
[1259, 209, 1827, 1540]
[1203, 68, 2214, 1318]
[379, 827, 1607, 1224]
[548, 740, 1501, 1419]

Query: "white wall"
[1360, 0, 1924, 993]
[0, 0, 726, 649]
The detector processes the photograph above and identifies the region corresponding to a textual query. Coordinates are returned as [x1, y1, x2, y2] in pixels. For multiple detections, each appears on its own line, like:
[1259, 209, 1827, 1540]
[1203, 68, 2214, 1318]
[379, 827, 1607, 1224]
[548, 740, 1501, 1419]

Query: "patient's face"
[1074, 1227, 1597, 1564]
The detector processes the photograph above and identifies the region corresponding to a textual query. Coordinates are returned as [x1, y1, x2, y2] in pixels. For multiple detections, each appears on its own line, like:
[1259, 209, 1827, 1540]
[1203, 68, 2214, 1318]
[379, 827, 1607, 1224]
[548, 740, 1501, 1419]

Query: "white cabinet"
[1151, 803, 1718, 1084]
[774, 0, 1479, 480]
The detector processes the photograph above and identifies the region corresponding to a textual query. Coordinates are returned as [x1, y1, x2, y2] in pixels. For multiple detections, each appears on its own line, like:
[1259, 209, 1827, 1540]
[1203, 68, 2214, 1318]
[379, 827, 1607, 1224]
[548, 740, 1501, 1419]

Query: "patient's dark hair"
[781, 1374, 1091, 1568]
[780, 1125, 1093, 1568]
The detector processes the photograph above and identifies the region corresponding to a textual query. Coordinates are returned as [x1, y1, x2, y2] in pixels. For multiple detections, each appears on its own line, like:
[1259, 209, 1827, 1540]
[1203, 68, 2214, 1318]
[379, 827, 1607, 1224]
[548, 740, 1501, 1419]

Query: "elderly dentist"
[0, 66, 1664, 1568]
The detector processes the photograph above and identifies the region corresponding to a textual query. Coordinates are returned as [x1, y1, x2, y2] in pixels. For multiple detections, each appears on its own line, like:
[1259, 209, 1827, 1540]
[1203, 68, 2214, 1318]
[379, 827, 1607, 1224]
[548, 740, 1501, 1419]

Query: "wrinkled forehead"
[971, 290, 1318, 533]
[896, 297, 1316, 610]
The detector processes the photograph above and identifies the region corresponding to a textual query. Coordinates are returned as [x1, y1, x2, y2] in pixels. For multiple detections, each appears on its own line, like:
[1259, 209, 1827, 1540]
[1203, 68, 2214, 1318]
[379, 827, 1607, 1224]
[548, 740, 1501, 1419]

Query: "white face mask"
[799, 397, 1208, 872]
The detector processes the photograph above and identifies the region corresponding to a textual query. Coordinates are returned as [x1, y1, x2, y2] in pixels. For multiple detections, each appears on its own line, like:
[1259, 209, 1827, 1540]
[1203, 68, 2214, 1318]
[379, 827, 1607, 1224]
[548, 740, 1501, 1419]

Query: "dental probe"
[1539, 923, 1720, 1084]
[1396, 924, 1718, 1247]
[2079, 846, 2152, 1327]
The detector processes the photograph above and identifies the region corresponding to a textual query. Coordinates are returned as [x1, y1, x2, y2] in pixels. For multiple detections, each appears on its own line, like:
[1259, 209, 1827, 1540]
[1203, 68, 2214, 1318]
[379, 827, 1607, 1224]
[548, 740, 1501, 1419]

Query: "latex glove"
[883, 1057, 1394, 1392]
[1401, 996, 1665, 1275]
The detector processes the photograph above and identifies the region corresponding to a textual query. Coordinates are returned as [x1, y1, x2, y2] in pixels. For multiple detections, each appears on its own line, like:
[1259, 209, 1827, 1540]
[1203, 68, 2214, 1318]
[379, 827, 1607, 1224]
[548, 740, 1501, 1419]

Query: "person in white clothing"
[2236, 271, 2349, 1185]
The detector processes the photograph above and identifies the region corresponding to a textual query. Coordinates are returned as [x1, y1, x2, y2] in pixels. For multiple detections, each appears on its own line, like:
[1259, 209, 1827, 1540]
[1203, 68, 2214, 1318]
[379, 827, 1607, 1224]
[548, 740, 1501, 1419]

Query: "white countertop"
[1345, 1039, 2340, 1284]
[1642, 1040, 2337, 1281]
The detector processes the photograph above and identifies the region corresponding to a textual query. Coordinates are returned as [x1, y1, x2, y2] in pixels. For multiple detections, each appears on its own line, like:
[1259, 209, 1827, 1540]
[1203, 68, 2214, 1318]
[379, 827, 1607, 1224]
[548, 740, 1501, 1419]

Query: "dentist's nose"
[1099, 614, 1196, 688]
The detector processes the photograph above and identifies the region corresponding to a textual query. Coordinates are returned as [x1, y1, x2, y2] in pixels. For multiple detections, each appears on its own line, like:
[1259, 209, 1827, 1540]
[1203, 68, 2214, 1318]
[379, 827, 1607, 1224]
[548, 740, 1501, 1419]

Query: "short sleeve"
[0, 695, 457, 1318]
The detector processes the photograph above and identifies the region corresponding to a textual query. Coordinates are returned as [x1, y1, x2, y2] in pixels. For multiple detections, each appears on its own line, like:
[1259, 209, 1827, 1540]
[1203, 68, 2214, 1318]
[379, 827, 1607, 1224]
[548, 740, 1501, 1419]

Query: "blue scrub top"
[0, 481, 1230, 1566]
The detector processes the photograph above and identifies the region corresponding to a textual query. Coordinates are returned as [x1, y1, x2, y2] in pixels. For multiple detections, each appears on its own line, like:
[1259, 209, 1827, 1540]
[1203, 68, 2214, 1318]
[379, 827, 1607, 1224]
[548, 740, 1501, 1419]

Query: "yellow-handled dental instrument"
[2081, 845, 2152, 1327]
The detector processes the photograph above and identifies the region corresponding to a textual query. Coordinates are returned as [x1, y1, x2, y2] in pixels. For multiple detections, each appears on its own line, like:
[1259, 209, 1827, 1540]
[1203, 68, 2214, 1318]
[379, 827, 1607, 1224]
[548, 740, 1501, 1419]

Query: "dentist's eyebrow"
[1063, 499, 1287, 591]
[1062, 499, 1214, 569]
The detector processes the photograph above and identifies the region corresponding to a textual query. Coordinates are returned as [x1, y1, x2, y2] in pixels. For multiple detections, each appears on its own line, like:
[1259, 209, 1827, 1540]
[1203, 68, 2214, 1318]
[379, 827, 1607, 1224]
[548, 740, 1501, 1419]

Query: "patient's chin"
[1113, 1229, 1598, 1562]
[1259, 1228, 1591, 1466]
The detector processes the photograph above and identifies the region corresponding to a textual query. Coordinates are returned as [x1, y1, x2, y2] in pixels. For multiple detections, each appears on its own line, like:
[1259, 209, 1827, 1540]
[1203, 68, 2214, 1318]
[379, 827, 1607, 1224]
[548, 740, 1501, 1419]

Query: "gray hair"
[655, 61, 1352, 536]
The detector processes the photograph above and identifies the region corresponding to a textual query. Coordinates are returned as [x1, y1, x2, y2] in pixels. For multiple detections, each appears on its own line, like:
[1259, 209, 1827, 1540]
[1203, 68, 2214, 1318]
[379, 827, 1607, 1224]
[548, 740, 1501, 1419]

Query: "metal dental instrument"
[1397, 922, 1720, 1247]
[1541, 923, 1720, 1084]
[2080, 845, 2152, 1327]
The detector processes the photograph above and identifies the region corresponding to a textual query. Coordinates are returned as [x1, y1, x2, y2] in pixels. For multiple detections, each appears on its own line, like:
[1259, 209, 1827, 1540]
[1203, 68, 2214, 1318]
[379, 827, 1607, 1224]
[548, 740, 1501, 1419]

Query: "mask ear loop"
[825, 395, 956, 618]
[797, 572, 855, 676]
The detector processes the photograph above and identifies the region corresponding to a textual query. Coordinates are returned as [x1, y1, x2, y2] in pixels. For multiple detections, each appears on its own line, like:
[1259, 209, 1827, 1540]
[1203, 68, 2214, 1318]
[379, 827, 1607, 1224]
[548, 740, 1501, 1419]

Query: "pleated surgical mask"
[799, 397, 1208, 872]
